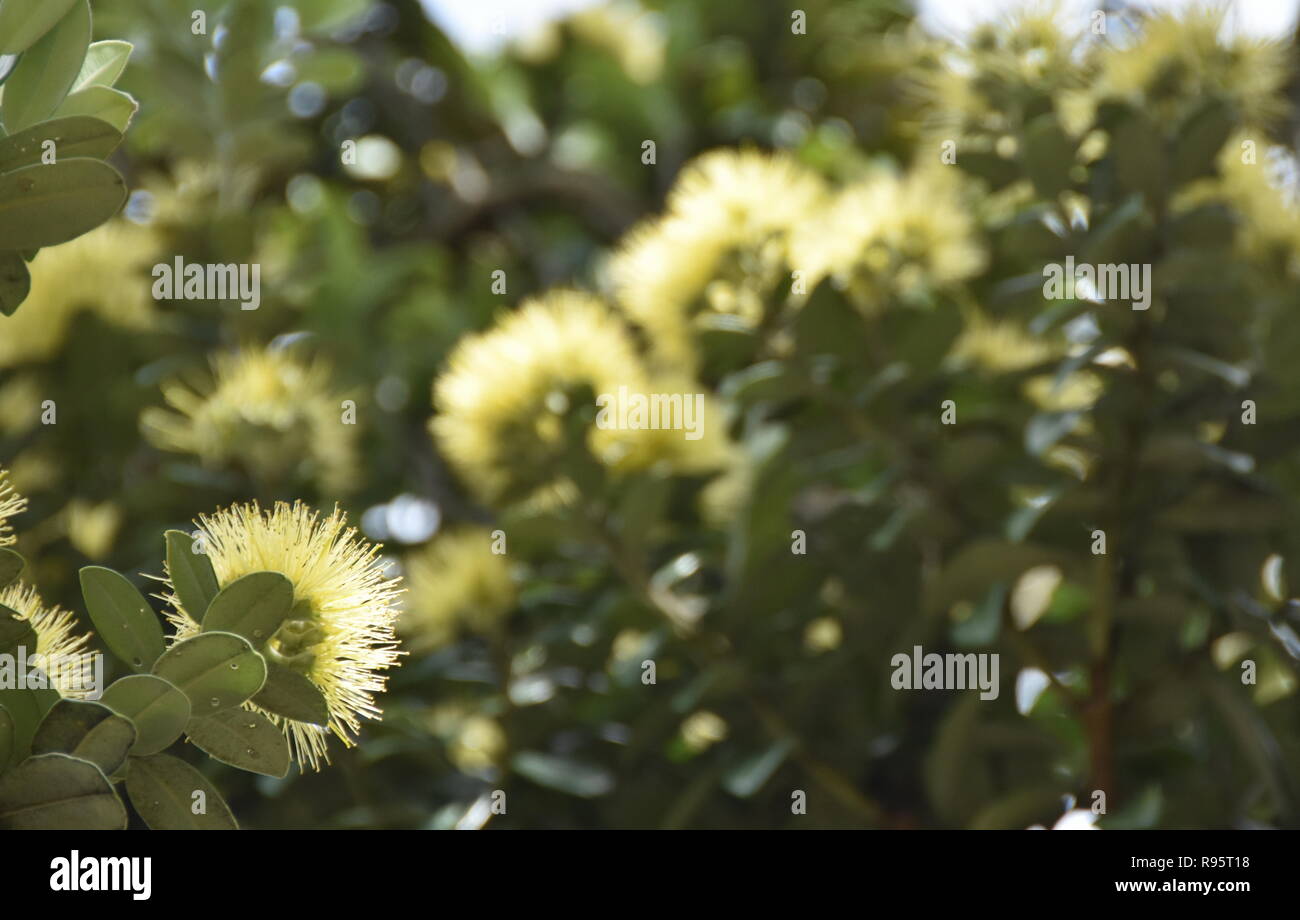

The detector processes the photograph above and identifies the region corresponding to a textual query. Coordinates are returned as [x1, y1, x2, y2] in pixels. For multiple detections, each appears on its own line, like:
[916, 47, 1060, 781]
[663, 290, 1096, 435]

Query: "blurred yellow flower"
[680, 710, 727, 753]
[610, 149, 826, 368]
[950, 314, 1056, 373]
[400, 527, 516, 652]
[142, 346, 357, 494]
[790, 166, 984, 311]
[0, 582, 96, 698]
[0, 222, 155, 368]
[162, 501, 402, 770]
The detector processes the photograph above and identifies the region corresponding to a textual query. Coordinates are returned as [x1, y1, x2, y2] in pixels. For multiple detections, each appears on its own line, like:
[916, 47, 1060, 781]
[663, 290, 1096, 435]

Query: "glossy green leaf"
[53, 85, 138, 133]
[79, 565, 165, 671]
[0, 158, 128, 250]
[185, 708, 289, 778]
[253, 661, 329, 725]
[202, 571, 293, 644]
[0, 0, 81, 54]
[0, 0, 90, 132]
[0, 116, 123, 173]
[125, 753, 238, 830]
[31, 698, 136, 775]
[164, 529, 219, 622]
[0, 752, 125, 829]
[99, 674, 191, 756]
[72, 40, 133, 92]
[151, 631, 267, 712]
[0, 251, 29, 315]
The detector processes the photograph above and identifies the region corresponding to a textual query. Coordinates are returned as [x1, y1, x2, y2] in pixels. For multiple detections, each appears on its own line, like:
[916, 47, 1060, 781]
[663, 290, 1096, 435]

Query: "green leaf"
[202, 571, 293, 644]
[0, 0, 80, 54]
[722, 738, 794, 798]
[1112, 111, 1167, 206]
[0, 705, 12, 773]
[151, 631, 267, 713]
[0, 251, 29, 315]
[1021, 112, 1074, 198]
[53, 85, 138, 133]
[72, 40, 133, 92]
[1172, 97, 1235, 187]
[164, 529, 219, 622]
[511, 751, 614, 798]
[0, 685, 57, 761]
[0, 603, 35, 657]
[0, 0, 90, 132]
[100, 674, 191, 756]
[79, 565, 165, 671]
[0, 158, 128, 250]
[0, 547, 24, 587]
[185, 708, 289, 778]
[0, 116, 124, 173]
[924, 539, 1072, 616]
[125, 753, 238, 829]
[0, 752, 125, 829]
[253, 661, 329, 724]
[31, 698, 136, 775]
[295, 0, 370, 32]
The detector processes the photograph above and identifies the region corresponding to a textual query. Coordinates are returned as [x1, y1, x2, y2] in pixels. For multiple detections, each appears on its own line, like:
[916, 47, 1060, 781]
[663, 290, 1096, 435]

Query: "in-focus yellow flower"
[400, 527, 516, 652]
[0, 582, 97, 698]
[162, 501, 402, 770]
[142, 346, 356, 494]
[0, 222, 155, 368]
[0, 468, 26, 547]
[433, 291, 725, 507]
[790, 166, 984, 311]
[610, 149, 827, 369]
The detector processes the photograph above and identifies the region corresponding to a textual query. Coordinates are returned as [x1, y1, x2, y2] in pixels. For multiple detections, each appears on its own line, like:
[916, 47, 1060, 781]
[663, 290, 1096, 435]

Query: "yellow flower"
[790, 166, 984, 311]
[433, 291, 722, 507]
[400, 527, 516, 652]
[0, 468, 26, 547]
[0, 221, 155, 368]
[609, 149, 827, 369]
[142, 346, 356, 494]
[1097, 9, 1287, 126]
[0, 582, 97, 698]
[949, 314, 1057, 373]
[162, 501, 402, 770]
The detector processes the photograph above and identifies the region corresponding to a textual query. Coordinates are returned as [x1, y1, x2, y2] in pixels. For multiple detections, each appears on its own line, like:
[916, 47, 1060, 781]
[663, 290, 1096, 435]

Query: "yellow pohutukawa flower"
[0, 582, 97, 698]
[400, 527, 516, 653]
[790, 166, 985, 311]
[0, 468, 26, 547]
[1096, 9, 1288, 126]
[949, 314, 1058, 374]
[433, 291, 726, 507]
[162, 501, 402, 770]
[0, 221, 156, 368]
[609, 149, 827, 369]
[142, 346, 357, 494]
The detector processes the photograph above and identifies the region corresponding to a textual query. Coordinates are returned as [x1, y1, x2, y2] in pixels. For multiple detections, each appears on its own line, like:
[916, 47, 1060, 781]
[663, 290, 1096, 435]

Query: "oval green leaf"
[79, 565, 165, 671]
[0, 752, 125, 829]
[0, 603, 36, 657]
[100, 674, 191, 756]
[0, 547, 25, 587]
[53, 85, 138, 133]
[0, 0, 90, 132]
[0, 158, 128, 251]
[185, 708, 289, 778]
[202, 571, 293, 644]
[0, 116, 124, 174]
[72, 39, 132, 91]
[253, 661, 329, 725]
[0, 684, 58, 761]
[151, 631, 266, 712]
[125, 752, 238, 830]
[0, 0, 80, 54]
[0, 252, 29, 315]
[31, 698, 136, 775]
[165, 529, 220, 622]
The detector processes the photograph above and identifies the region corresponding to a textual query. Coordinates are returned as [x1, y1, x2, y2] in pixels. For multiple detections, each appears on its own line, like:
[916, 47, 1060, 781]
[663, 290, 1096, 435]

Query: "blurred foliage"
[3, 0, 1300, 828]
